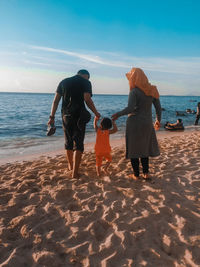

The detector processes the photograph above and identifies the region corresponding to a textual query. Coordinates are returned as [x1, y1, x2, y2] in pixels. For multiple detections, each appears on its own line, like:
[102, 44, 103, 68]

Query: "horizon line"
[0, 91, 200, 97]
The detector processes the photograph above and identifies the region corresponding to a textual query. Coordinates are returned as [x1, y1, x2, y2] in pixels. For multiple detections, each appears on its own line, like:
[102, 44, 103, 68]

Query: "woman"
[112, 68, 161, 180]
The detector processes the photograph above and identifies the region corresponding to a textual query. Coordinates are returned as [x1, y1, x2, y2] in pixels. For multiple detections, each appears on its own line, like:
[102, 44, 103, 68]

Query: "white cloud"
[29, 45, 132, 68]
[23, 60, 51, 66]
[28, 44, 200, 76]
[0, 44, 200, 95]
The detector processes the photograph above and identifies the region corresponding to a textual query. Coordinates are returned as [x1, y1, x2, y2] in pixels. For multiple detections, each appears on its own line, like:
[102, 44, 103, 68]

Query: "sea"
[0, 92, 200, 161]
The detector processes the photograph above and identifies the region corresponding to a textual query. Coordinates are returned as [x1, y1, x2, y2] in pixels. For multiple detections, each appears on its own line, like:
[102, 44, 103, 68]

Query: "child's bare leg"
[103, 161, 111, 175]
[96, 165, 101, 177]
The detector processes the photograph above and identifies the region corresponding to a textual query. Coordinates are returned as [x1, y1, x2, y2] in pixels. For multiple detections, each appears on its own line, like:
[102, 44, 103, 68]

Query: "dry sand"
[0, 131, 200, 266]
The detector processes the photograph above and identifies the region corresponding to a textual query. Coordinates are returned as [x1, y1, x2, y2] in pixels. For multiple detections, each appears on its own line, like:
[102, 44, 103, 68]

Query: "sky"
[0, 0, 200, 95]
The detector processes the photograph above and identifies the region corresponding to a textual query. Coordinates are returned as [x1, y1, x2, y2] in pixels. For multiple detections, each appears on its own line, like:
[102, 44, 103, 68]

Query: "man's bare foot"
[65, 168, 72, 175]
[68, 165, 73, 171]
[129, 174, 140, 180]
[72, 172, 80, 178]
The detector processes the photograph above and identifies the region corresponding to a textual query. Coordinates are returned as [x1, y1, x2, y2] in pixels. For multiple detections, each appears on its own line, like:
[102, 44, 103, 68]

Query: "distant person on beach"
[112, 67, 161, 180]
[94, 117, 118, 176]
[194, 102, 200, 125]
[48, 69, 100, 178]
[186, 108, 195, 114]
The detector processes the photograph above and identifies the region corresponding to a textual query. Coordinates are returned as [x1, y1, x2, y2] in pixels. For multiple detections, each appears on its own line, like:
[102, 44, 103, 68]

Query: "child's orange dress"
[95, 128, 112, 166]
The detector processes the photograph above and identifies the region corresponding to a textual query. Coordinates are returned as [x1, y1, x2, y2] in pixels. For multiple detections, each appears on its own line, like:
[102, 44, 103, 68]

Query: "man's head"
[177, 119, 182, 123]
[77, 69, 90, 80]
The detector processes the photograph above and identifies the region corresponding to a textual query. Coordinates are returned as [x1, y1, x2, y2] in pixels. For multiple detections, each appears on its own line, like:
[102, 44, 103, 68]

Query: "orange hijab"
[126, 68, 159, 99]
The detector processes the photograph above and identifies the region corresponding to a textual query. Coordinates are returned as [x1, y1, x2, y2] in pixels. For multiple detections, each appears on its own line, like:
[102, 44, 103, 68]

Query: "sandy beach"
[0, 131, 200, 266]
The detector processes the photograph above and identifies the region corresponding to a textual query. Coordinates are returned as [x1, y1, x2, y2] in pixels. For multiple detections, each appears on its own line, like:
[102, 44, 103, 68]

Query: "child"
[94, 116, 118, 176]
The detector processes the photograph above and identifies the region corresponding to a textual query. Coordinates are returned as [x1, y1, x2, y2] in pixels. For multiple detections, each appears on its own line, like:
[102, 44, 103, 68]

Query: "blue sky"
[0, 0, 200, 95]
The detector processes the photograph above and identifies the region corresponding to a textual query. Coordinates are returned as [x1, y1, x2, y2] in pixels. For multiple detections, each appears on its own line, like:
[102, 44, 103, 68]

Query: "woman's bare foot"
[142, 173, 151, 180]
[129, 174, 140, 180]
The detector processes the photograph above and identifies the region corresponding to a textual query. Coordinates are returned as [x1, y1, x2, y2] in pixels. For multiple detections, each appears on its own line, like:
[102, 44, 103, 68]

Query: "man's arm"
[48, 93, 61, 125]
[109, 120, 118, 134]
[93, 116, 99, 132]
[84, 93, 100, 118]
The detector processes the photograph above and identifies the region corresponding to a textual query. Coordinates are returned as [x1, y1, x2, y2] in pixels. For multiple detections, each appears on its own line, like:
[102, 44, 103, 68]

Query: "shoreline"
[1, 128, 199, 166]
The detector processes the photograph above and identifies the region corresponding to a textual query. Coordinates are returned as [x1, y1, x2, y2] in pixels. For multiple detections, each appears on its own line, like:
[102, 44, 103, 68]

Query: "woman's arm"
[153, 98, 162, 130]
[112, 90, 137, 120]
[153, 98, 162, 122]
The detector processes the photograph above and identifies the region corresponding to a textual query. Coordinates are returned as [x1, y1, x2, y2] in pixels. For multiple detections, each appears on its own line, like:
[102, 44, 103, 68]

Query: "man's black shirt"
[56, 75, 92, 117]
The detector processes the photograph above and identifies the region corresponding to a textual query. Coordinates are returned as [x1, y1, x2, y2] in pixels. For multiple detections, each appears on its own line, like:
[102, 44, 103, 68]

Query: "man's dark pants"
[62, 115, 86, 152]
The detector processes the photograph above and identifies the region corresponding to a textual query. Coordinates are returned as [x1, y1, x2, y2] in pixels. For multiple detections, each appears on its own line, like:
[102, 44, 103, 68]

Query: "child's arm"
[109, 120, 118, 134]
[93, 116, 99, 132]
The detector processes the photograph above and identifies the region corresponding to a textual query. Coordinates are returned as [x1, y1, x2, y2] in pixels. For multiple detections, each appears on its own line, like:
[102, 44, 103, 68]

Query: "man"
[48, 69, 100, 178]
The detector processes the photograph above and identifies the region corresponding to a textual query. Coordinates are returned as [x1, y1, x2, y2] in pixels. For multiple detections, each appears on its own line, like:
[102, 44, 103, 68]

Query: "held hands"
[154, 120, 160, 131]
[95, 112, 101, 119]
[111, 113, 119, 121]
[95, 115, 100, 121]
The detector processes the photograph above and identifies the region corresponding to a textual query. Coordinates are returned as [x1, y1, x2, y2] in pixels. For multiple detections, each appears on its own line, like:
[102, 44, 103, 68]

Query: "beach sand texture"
[0, 132, 200, 266]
